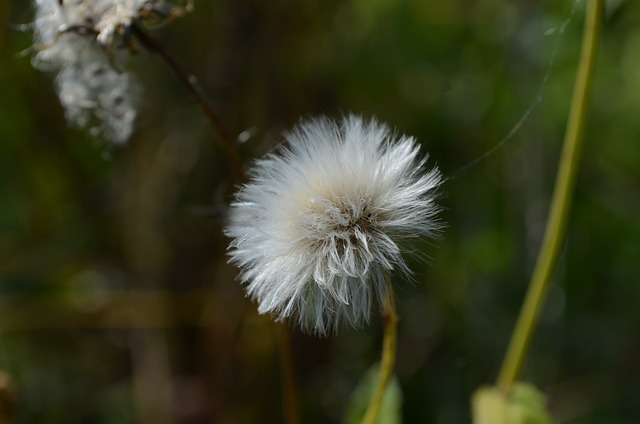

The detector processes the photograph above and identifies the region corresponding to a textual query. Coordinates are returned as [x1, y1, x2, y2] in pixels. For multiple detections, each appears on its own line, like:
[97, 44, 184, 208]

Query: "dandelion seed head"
[226, 115, 443, 335]
[32, 1, 187, 143]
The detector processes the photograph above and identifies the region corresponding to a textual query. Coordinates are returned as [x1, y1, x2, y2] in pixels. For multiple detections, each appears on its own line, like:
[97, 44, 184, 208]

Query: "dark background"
[1, 0, 639, 423]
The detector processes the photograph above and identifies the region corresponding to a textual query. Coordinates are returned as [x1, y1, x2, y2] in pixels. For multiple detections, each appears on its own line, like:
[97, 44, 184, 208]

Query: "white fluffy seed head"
[32, 0, 145, 143]
[225, 115, 443, 336]
[32, 1, 188, 143]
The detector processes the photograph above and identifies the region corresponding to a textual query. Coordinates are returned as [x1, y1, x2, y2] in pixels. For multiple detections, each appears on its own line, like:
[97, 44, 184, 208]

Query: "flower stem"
[275, 323, 300, 424]
[361, 276, 398, 424]
[132, 26, 300, 424]
[131, 24, 246, 183]
[496, 0, 603, 394]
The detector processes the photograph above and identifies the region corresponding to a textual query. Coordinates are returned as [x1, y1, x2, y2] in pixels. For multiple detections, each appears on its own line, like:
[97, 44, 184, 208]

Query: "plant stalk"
[131, 24, 246, 183]
[361, 277, 398, 424]
[496, 0, 603, 394]
[276, 324, 300, 424]
[133, 25, 299, 423]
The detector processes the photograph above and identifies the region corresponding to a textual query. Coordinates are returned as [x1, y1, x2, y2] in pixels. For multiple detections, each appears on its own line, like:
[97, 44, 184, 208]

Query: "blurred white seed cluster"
[226, 115, 443, 335]
[32, 0, 189, 143]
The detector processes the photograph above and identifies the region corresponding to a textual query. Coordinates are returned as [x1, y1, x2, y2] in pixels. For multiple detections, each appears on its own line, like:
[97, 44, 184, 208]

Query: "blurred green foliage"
[345, 364, 401, 424]
[1, 0, 640, 423]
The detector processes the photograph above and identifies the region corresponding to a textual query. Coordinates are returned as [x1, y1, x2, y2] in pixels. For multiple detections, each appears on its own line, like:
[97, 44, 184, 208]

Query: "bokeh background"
[1, 0, 639, 423]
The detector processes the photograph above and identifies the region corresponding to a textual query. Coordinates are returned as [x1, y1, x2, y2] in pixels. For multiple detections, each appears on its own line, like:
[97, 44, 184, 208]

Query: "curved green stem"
[361, 276, 398, 424]
[497, 0, 603, 394]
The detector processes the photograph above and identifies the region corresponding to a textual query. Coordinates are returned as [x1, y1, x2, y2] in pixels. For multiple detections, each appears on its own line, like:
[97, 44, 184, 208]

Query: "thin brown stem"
[275, 324, 300, 424]
[131, 24, 246, 183]
[131, 25, 299, 423]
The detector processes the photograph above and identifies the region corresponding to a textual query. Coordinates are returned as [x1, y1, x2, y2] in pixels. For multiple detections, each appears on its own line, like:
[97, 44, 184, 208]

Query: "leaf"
[472, 383, 554, 424]
[344, 363, 402, 424]
[508, 383, 554, 424]
[472, 386, 509, 424]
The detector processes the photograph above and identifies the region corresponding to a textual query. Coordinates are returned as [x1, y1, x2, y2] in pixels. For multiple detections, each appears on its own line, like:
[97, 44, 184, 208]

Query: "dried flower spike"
[226, 115, 443, 335]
